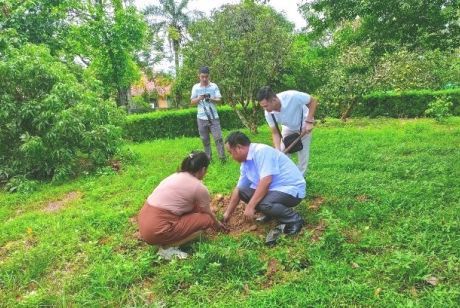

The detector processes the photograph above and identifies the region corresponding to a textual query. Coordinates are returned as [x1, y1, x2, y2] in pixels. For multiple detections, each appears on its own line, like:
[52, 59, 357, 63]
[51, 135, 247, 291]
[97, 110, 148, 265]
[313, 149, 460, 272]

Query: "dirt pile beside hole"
[206, 195, 276, 237]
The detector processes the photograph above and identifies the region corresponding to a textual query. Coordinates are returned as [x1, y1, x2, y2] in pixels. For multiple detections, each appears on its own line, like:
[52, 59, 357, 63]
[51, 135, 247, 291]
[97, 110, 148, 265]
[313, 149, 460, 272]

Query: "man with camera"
[191, 66, 226, 162]
[257, 86, 318, 175]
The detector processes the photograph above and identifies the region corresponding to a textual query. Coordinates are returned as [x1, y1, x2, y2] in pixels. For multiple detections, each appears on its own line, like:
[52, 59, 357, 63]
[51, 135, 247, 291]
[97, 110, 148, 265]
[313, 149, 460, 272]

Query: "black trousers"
[238, 187, 303, 224]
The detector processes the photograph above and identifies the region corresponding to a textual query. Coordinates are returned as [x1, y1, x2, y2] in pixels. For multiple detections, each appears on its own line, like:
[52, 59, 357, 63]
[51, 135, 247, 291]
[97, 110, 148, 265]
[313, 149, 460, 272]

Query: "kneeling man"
[223, 131, 305, 235]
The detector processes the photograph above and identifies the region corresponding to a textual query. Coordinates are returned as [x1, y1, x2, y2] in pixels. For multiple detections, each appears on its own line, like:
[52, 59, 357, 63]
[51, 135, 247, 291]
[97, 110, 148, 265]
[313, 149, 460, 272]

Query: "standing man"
[223, 131, 306, 235]
[191, 66, 226, 162]
[257, 86, 318, 175]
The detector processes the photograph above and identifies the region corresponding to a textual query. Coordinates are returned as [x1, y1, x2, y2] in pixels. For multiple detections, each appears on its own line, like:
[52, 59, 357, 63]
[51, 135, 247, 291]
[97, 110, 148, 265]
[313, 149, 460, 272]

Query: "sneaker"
[284, 219, 304, 235]
[158, 247, 189, 260]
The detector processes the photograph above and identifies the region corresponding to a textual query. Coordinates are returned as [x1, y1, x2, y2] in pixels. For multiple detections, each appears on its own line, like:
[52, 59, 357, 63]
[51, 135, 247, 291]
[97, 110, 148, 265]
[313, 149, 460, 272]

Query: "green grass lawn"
[1, 118, 459, 306]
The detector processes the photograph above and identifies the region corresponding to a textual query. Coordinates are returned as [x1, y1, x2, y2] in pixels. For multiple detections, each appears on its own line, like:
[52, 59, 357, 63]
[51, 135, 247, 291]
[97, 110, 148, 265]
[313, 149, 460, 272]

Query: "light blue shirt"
[265, 90, 311, 132]
[237, 143, 306, 198]
[191, 82, 221, 120]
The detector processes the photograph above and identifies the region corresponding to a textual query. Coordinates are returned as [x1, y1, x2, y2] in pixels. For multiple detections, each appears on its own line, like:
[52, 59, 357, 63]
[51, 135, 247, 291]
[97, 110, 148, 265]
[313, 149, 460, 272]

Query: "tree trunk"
[173, 39, 180, 76]
[233, 105, 258, 134]
[117, 86, 131, 108]
[340, 99, 356, 121]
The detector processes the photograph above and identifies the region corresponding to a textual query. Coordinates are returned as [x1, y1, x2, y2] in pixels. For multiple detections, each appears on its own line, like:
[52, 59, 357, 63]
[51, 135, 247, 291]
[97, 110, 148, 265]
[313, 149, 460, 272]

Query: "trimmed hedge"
[125, 89, 460, 142]
[354, 88, 460, 118]
[124, 106, 264, 142]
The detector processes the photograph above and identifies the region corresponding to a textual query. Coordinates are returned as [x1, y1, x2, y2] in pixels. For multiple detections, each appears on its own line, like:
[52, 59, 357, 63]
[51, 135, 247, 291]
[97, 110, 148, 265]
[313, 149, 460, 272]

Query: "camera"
[203, 93, 211, 101]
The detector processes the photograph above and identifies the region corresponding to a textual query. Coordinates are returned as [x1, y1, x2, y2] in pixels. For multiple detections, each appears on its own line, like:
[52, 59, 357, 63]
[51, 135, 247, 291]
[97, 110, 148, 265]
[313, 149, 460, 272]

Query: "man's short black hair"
[225, 131, 251, 148]
[256, 85, 275, 101]
[199, 66, 210, 74]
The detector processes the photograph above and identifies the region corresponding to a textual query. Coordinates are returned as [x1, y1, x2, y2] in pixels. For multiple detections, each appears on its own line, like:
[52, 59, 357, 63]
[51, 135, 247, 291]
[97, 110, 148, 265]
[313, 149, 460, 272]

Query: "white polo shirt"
[265, 90, 311, 132]
[191, 82, 221, 120]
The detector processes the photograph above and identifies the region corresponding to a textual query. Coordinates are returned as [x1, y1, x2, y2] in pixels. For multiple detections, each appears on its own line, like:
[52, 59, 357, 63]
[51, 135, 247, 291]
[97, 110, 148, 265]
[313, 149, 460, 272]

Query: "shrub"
[129, 95, 152, 114]
[0, 44, 124, 183]
[124, 105, 265, 142]
[425, 97, 453, 122]
[354, 88, 460, 118]
[371, 49, 459, 91]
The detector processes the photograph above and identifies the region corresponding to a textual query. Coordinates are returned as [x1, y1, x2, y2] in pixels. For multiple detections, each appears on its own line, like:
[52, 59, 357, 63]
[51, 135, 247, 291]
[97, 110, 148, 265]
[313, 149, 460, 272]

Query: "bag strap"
[271, 114, 283, 139]
[200, 102, 214, 124]
[298, 109, 303, 132]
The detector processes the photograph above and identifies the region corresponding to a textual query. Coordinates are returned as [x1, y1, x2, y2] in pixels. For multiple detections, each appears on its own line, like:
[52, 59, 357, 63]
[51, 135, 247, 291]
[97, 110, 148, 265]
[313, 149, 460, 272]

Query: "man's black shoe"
[265, 224, 285, 246]
[256, 215, 273, 223]
[284, 219, 304, 235]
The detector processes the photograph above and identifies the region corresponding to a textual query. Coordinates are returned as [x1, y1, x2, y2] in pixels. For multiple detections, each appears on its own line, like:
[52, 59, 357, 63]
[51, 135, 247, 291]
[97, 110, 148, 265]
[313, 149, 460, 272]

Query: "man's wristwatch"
[305, 120, 315, 124]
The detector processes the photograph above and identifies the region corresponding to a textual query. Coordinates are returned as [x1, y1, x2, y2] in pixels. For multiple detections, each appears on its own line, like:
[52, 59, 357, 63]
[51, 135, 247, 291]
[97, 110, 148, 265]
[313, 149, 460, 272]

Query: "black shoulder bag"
[271, 112, 303, 154]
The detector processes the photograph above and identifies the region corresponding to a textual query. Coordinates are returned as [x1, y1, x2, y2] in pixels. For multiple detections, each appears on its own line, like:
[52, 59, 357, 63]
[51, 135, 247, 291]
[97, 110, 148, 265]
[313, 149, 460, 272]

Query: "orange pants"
[138, 203, 215, 246]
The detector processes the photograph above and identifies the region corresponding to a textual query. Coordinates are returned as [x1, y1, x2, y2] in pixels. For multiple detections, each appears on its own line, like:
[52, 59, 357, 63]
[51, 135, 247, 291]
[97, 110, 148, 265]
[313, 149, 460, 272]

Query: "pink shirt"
[147, 172, 210, 215]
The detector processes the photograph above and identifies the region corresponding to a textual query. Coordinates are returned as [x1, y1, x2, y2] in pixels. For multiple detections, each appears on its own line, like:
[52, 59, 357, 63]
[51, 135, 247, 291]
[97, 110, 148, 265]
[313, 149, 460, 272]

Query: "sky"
[134, 0, 306, 72]
[134, 0, 306, 29]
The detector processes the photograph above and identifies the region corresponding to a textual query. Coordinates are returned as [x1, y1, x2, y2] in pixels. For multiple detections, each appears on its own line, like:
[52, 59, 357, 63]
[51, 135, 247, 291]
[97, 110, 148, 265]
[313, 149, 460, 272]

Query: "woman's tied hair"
[180, 151, 210, 173]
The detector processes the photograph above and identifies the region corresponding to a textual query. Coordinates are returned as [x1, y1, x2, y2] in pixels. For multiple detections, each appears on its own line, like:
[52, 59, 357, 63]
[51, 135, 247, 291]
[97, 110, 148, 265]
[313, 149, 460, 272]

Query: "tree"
[143, 0, 200, 74]
[176, 0, 293, 132]
[67, 0, 150, 107]
[300, 0, 460, 54]
[0, 44, 124, 183]
[371, 49, 460, 91]
[0, 0, 78, 54]
[1, 0, 151, 108]
[279, 33, 333, 95]
[317, 44, 373, 120]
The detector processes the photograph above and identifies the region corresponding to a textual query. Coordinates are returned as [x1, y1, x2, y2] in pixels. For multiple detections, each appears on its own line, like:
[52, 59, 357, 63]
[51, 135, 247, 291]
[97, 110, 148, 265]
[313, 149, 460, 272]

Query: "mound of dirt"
[207, 194, 278, 238]
[208, 194, 327, 241]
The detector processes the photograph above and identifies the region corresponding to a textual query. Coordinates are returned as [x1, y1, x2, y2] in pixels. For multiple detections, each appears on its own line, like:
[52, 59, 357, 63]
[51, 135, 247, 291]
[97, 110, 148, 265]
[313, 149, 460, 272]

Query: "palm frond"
[177, 0, 190, 13]
[143, 5, 164, 17]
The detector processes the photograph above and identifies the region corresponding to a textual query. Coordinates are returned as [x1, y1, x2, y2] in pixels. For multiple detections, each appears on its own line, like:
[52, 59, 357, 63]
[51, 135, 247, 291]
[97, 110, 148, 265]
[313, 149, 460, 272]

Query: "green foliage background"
[0, 44, 124, 183]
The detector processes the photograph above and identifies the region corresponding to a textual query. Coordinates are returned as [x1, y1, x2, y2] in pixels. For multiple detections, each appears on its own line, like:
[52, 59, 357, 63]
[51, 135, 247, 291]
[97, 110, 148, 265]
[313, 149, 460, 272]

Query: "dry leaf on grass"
[425, 276, 439, 286]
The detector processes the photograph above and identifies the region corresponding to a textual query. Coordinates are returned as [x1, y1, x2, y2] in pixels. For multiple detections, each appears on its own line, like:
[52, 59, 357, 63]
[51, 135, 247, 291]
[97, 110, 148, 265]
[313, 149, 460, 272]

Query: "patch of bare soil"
[266, 258, 279, 277]
[261, 258, 282, 288]
[309, 219, 327, 242]
[355, 195, 369, 202]
[0, 234, 38, 264]
[43, 191, 82, 213]
[308, 196, 325, 210]
[110, 159, 122, 172]
[0, 240, 21, 262]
